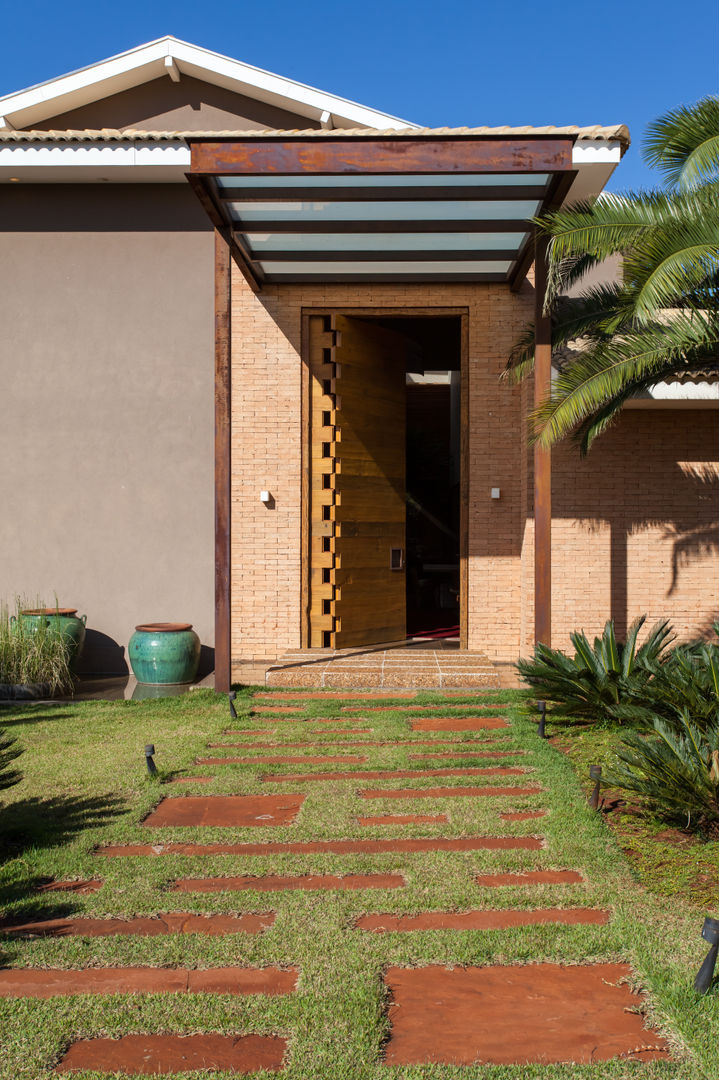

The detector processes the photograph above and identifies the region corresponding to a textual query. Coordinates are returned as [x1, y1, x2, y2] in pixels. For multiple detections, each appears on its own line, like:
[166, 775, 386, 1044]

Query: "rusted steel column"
[214, 228, 232, 692]
[534, 236, 552, 647]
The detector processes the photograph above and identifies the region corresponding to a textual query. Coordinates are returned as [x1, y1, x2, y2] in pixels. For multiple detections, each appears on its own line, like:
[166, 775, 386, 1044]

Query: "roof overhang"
[187, 129, 623, 290]
[0, 36, 416, 133]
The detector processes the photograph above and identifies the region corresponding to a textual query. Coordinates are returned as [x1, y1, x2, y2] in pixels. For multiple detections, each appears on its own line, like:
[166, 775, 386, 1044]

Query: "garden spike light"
[695, 916, 719, 994]
[229, 691, 237, 719]
[144, 744, 158, 776]
[537, 701, 547, 739]
[588, 765, 602, 810]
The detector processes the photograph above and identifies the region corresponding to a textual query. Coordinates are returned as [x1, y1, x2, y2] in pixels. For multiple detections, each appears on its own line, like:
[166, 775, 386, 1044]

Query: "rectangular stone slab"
[143, 795, 305, 827]
[37, 879, 102, 894]
[357, 908, 610, 932]
[97, 835, 542, 857]
[0, 966, 297, 998]
[358, 814, 448, 826]
[411, 750, 524, 759]
[0, 913, 275, 938]
[500, 810, 547, 821]
[173, 873, 405, 893]
[56, 1034, 286, 1074]
[197, 755, 368, 765]
[343, 705, 505, 713]
[476, 869, 584, 887]
[261, 766, 528, 783]
[411, 718, 509, 731]
[209, 738, 506, 749]
[254, 691, 417, 700]
[360, 785, 542, 800]
[383, 963, 669, 1064]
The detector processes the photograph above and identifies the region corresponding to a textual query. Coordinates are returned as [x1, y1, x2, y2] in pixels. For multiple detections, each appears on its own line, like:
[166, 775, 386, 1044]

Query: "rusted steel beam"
[509, 171, 576, 291]
[534, 236, 552, 648]
[189, 138, 575, 177]
[214, 228, 232, 693]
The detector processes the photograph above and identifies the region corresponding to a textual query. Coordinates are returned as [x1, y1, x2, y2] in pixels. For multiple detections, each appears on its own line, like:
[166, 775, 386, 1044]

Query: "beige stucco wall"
[0, 184, 215, 673]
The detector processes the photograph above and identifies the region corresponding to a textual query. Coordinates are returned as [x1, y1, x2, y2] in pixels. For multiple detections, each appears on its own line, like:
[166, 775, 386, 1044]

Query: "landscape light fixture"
[537, 701, 547, 739]
[144, 744, 158, 776]
[588, 765, 602, 810]
[229, 691, 237, 719]
[694, 916, 719, 994]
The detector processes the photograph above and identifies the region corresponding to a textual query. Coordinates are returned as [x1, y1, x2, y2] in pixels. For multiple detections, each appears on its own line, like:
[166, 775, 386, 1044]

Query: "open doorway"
[304, 311, 464, 650]
[376, 318, 462, 639]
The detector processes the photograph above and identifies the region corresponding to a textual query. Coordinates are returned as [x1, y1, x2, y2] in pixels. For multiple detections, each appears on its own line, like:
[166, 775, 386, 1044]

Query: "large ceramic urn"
[128, 623, 201, 685]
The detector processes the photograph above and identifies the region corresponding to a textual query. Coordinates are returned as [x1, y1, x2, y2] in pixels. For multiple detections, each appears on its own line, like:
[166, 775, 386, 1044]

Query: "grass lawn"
[0, 687, 717, 1078]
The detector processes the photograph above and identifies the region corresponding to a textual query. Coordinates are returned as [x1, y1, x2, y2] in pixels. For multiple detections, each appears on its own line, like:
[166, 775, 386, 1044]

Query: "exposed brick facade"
[229, 266, 719, 678]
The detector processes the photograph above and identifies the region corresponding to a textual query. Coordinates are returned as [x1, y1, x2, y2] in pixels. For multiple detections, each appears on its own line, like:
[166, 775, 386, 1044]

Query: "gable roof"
[0, 36, 417, 132]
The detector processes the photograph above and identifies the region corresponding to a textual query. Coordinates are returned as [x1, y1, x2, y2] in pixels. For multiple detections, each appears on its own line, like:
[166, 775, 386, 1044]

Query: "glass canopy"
[188, 134, 577, 286]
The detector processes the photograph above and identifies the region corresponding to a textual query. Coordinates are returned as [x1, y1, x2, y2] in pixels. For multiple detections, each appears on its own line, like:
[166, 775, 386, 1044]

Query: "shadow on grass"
[0, 709, 83, 728]
[0, 792, 124, 863]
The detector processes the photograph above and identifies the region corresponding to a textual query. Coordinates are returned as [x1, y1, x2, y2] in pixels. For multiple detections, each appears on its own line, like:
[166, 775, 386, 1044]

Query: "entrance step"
[263, 645, 500, 689]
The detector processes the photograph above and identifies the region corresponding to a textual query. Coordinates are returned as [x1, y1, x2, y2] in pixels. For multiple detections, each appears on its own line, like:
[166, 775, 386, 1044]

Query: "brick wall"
[229, 267, 719, 676]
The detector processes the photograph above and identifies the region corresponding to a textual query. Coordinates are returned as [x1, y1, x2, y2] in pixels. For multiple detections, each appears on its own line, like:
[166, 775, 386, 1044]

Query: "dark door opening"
[398, 319, 461, 638]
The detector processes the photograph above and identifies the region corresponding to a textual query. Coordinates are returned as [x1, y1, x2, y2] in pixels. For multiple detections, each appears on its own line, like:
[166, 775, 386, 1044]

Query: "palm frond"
[644, 97, 719, 188]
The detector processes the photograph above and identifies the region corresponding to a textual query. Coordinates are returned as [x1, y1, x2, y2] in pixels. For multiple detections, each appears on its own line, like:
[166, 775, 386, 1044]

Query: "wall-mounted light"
[260, 491, 271, 503]
[491, 488, 501, 500]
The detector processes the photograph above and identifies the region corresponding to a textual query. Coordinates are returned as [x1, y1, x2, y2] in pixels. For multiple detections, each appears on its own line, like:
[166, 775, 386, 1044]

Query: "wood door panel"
[308, 314, 406, 648]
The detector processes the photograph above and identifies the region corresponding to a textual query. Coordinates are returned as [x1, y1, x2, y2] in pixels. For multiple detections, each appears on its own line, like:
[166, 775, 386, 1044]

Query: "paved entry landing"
[264, 640, 499, 689]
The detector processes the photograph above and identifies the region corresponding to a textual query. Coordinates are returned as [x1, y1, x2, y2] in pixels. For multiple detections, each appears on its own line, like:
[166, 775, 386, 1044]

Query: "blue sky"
[3, 0, 719, 190]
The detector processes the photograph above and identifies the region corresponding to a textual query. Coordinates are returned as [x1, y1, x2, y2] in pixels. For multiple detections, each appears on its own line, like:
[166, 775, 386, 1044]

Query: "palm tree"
[508, 97, 719, 452]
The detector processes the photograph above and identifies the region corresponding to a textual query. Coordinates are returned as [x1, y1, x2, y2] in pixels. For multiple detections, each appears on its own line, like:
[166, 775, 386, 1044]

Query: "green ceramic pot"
[17, 608, 87, 671]
[128, 623, 201, 685]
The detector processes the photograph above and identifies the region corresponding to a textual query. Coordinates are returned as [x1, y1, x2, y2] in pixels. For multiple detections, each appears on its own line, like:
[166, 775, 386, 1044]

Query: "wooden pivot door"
[308, 314, 407, 648]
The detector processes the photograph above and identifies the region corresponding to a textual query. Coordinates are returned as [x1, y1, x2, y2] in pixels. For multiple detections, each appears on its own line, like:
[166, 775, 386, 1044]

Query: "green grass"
[0, 688, 716, 1078]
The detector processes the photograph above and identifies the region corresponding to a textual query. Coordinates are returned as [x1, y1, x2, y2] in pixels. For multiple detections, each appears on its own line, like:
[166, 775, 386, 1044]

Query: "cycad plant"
[611, 636, 719, 731]
[602, 712, 719, 834]
[517, 615, 673, 720]
[507, 96, 719, 451]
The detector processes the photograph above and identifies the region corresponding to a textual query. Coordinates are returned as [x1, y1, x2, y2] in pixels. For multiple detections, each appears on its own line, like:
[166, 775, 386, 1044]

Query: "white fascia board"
[0, 140, 190, 181]
[564, 141, 624, 207]
[0, 35, 417, 131]
[0, 42, 170, 129]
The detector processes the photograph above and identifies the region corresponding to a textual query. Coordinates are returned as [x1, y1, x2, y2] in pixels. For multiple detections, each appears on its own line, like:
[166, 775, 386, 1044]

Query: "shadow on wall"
[553, 418, 719, 640]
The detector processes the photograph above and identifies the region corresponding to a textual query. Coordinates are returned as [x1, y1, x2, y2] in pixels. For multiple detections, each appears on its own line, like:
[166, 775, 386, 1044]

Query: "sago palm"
[508, 96, 719, 451]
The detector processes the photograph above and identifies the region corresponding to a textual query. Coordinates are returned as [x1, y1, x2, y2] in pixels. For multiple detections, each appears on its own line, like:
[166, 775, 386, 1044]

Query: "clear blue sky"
[3, 0, 718, 191]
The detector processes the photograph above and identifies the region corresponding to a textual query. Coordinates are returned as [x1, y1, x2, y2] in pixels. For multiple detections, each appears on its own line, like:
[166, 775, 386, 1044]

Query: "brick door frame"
[299, 305, 470, 651]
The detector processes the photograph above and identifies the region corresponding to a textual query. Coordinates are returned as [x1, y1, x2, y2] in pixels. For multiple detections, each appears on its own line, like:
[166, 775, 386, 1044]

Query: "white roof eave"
[0, 36, 418, 132]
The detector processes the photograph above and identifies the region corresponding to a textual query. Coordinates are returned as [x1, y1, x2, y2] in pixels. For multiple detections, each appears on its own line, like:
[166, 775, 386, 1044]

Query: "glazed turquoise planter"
[17, 608, 87, 671]
[128, 623, 201, 685]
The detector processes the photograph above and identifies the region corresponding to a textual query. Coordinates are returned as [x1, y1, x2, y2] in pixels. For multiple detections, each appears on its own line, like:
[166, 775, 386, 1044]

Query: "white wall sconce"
[260, 490, 272, 503]
[491, 487, 501, 500]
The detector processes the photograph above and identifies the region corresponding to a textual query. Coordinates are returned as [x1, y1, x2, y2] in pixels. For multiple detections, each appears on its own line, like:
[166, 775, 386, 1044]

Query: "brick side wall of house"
[229, 268, 719, 676]
[549, 409, 719, 651]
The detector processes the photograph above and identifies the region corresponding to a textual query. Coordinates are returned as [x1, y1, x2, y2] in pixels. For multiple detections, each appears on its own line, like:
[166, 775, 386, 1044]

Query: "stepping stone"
[0, 913, 275, 938]
[262, 767, 527, 783]
[223, 729, 263, 735]
[411, 750, 524, 760]
[357, 908, 610, 932]
[500, 810, 547, 821]
[197, 755, 369, 765]
[173, 873, 404, 893]
[97, 836, 542, 857]
[476, 869, 584, 887]
[0, 966, 296, 998]
[360, 785, 541, 800]
[358, 814, 448, 826]
[254, 692, 417, 701]
[209, 738, 505, 750]
[37, 879, 102, 894]
[251, 705, 306, 714]
[143, 795, 305, 827]
[343, 705, 503, 713]
[383, 963, 669, 1064]
[411, 718, 509, 731]
[57, 1034, 286, 1075]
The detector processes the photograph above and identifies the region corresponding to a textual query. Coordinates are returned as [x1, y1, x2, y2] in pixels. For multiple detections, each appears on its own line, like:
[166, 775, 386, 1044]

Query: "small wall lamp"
[491, 488, 501, 500]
